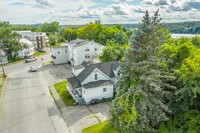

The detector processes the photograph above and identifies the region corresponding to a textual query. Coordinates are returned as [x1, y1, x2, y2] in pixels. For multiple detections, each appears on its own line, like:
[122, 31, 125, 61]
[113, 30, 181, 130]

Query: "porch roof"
[67, 76, 81, 89]
[83, 80, 113, 89]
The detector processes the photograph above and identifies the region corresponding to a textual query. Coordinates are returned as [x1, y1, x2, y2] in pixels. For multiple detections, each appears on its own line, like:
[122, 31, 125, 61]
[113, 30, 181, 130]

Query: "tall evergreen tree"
[111, 10, 176, 132]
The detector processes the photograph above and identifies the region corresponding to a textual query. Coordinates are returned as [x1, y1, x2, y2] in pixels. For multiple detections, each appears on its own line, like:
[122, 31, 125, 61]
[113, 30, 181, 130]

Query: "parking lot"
[39, 63, 73, 86]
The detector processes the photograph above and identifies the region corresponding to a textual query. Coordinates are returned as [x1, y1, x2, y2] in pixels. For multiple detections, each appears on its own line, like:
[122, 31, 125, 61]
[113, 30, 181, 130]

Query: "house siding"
[72, 42, 104, 66]
[82, 84, 113, 104]
[82, 68, 110, 85]
[52, 47, 68, 64]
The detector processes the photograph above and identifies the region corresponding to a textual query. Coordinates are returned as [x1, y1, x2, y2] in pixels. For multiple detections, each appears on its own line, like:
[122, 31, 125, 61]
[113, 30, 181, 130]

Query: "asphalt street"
[0, 53, 70, 133]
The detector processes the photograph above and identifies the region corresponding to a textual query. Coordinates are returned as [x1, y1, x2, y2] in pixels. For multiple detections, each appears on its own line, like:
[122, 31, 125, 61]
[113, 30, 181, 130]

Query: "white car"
[25, 57, 37, 63]
[30, 66, 37, 72]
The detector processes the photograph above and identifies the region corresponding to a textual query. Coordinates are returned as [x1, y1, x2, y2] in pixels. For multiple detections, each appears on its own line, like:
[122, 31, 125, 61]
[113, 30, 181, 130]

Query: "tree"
[0, 22, 21, 61]
[49, 33, 57, 45]
[192, 35, 200, 47]
[62, 28, 77, 42]
[175, 49, 200, 109]
[114, 30, 129, 45]
[77, 23, 103, 42]
[160, 37, 196, 70]
[99, 39, 130, 62]
[111, 10, 176, 132]
[97, 26, 119, 45]
[41, 22, 60, 33]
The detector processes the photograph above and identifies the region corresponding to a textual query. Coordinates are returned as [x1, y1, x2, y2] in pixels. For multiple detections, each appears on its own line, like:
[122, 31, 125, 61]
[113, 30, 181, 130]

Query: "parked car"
[29, 66, 37, 72]
[90, 99, 99, 105]
[25, 57, 37, 63]
[39, 49, 45, 52]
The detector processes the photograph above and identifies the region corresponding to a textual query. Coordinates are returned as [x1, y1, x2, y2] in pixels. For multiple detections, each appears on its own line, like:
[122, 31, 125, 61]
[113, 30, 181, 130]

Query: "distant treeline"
[166, 21, 200, 34]
[120, 21, 200, 34]
[12, 21, 200, 34]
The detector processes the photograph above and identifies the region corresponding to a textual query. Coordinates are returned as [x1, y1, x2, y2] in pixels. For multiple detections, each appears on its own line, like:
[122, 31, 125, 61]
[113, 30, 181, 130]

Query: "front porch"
[66, 84, 86, 105]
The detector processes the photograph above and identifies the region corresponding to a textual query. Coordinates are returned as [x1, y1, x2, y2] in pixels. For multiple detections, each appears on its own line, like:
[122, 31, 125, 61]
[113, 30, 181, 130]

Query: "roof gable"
[76, 61, 119, 83]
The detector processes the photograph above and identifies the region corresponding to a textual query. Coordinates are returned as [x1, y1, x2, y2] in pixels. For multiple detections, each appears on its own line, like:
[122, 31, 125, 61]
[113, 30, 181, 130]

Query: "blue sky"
[0, 0, 200, 25]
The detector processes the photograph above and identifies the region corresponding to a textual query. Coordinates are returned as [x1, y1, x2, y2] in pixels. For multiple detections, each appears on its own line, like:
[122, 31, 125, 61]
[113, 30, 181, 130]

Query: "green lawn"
[6, 58, 26, 66]
[33, 51, 46, 56]
[54, 43, 62, 46]
[6, 51, 47, 66]
[83, 121, 121, 133]
[54, 81, 75, 106]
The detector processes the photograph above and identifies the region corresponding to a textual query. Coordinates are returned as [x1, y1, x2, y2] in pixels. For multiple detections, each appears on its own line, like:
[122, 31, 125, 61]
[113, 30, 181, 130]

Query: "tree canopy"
[41, 22, 60, 33]
[99, 39, 129, 62]
[0, 22, 21, 60]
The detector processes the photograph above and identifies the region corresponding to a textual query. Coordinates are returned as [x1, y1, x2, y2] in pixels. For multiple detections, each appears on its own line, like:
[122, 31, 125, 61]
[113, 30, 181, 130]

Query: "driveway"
[61, 102, 111, 133]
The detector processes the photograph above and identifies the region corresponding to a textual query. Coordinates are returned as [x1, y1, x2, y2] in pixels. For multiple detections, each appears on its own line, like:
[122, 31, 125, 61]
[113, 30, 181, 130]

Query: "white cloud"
[0, 0, 200, 24]
[113, 0, 134, 2]
[142, 0, 200, 11]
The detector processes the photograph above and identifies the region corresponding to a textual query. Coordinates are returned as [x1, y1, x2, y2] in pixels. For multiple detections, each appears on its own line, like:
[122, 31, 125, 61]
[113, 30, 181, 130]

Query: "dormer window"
[95, 74, 97, 80]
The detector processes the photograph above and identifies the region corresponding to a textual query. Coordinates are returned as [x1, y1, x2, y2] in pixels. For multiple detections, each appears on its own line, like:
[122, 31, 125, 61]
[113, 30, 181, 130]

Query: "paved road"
[0, 53, 70, 133]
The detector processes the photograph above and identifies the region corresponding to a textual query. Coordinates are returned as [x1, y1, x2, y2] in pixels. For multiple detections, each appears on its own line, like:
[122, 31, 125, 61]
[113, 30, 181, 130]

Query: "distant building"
[17, 31, 49, 50]
[0, 50, 8, 64]
[171, 34, 200, 39]
[52, 39, 105, 65]
[17, 38, 35, 58]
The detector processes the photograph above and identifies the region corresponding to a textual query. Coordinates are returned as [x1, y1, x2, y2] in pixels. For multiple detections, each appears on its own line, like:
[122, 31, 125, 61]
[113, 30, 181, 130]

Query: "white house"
[51, 45, 68, 64]
[67, 61, 119, 105]
[171, 34, 200, 39]
[0, 50, 8, 64]
[17, 38, 35, 57]
[52, 39, 105, 65]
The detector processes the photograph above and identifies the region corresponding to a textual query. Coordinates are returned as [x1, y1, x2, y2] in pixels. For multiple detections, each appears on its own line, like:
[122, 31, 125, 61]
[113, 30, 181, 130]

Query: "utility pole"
[0, 52, 6, 77]
[55, 32, 57, 45]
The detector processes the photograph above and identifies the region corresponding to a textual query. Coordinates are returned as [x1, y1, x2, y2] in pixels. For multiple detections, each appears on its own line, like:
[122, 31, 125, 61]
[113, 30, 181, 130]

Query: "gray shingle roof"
[73, 61, 88, 70]
[67, 76, 81, 89]
[68, 39, 85, 45]
[68, 39, 103, 48]
[83, 80, 113, 89]
[73, 40, 90, 47]
[76, 61, 119, 83]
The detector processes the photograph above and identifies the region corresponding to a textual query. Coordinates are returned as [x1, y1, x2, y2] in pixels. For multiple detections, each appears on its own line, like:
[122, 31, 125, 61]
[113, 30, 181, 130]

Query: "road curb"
[0, 76, 8, 102]
[49, 86, 72, 133]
